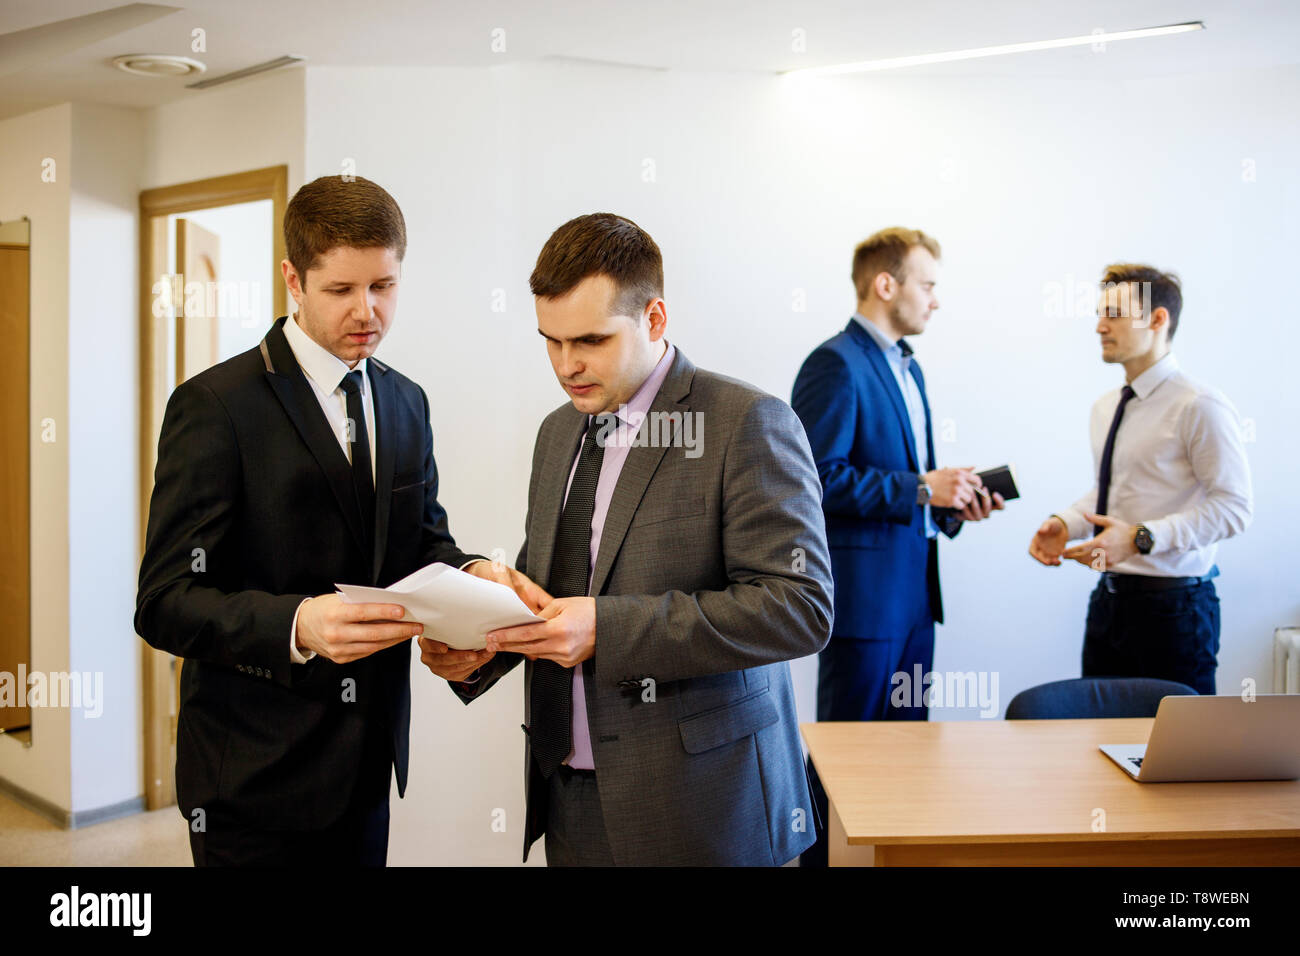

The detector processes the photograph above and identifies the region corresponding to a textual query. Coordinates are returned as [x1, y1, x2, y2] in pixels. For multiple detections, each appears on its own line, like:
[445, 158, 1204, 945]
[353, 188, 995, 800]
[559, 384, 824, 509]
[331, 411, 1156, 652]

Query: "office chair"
[1005, 677, 1198, 719]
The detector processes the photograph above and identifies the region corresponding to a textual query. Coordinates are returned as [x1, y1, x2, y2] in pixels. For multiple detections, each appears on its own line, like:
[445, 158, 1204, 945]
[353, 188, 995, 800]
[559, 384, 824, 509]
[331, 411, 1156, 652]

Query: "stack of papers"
[336, 562, 542, 650]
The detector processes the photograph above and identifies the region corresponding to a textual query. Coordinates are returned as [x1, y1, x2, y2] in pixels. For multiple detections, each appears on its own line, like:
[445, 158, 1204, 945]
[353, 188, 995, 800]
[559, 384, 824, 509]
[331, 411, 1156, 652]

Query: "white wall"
[305, 59, 1300, 863]
[0, 103, 72, 812]
[142, 67, 305, 193]
[67, 103, 146, 815]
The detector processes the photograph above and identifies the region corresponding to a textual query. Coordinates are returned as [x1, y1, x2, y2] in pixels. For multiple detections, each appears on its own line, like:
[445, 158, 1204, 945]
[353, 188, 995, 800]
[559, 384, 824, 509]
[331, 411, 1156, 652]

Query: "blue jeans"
[1082, 577, 1221, 695]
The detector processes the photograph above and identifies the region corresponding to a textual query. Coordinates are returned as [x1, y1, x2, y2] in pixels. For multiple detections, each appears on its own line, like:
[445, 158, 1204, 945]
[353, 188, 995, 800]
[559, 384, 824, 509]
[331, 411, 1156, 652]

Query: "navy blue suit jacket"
[792, 319, 961, 640]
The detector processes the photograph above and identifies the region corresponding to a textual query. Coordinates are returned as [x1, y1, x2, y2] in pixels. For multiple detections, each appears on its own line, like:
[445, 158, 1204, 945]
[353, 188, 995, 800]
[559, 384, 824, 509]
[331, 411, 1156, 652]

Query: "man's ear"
[645, 297, 668, 341]
[281, 258, 304, 306]
[873, 271, 895, 302]
[1148, 305, 1170, 337]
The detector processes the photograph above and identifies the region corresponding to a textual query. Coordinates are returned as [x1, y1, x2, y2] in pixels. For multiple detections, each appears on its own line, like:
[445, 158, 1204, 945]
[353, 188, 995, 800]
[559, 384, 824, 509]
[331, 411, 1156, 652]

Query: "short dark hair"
[1100, 263, 1183, 339]
[284, 175, 407, 281]
[529, 213, 663, 316]
[852, 227, 941, 300]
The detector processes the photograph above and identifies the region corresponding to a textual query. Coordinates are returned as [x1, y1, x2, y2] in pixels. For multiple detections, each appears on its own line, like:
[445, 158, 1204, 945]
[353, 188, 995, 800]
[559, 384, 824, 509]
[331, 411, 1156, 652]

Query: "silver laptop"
[1100, 694, 1300, 782]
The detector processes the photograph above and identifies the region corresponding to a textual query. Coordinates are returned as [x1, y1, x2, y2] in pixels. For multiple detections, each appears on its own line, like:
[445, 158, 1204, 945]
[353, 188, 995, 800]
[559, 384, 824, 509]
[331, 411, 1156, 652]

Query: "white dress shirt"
[1055, 353, 1253, 577]
[852, 314, 938, 538]
[280, 316, 485, 674]
[282, 313, 376, 663]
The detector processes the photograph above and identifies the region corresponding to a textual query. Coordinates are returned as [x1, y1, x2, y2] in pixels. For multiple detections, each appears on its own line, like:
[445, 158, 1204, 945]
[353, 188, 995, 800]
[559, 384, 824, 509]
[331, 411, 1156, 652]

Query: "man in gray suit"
[419, 213, 833, 865]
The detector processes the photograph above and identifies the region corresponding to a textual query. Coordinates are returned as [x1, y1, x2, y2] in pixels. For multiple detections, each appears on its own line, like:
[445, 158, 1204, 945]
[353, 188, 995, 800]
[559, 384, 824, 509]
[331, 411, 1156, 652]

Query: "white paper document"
[335, 562, 542, 650]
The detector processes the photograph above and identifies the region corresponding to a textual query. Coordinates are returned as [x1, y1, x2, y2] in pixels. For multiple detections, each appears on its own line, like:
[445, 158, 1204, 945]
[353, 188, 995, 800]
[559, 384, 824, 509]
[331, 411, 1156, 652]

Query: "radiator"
[1274, 628, 1300, 693]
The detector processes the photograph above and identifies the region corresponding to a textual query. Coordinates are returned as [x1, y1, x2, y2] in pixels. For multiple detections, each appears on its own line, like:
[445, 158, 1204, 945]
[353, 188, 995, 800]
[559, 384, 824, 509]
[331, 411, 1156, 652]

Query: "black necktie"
[897, 339, 934, 471]
[339, 370, 375, 550]
[1094, 385, 1135, 536]
[530, 414, 611, 778]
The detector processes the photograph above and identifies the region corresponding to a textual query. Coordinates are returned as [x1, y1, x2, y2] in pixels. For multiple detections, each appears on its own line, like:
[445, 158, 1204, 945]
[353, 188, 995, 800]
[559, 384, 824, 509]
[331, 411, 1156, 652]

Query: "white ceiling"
[1, 0, 1297, 121]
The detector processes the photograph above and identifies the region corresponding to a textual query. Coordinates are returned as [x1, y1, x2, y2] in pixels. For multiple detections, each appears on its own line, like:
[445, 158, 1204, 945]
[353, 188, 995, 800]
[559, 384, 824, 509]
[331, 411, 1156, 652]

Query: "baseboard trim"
[0, 776, 146, 830]
[70, 796, 147, 829]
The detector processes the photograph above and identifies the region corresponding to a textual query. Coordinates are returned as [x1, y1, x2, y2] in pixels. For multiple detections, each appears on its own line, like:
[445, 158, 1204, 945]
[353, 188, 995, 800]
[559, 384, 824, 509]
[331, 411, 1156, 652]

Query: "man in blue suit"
[791, 227, 1005, 866]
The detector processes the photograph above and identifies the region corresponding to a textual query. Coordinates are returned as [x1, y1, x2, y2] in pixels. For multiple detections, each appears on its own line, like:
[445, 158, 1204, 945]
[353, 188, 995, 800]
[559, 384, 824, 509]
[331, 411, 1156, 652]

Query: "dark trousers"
[1082, 576, 1221, 695]
[801, 609, 936, 867]
[188, 715, 393, 867]
[544, 765, 615, 866]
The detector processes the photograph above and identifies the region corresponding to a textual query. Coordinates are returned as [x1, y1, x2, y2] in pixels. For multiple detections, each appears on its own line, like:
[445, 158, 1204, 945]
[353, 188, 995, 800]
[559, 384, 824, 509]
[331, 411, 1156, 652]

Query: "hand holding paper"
[462, 559, 552, 614]
[336, 561, 546, 651]
[418, 637, 494, 683]
[485, 596, 597, 668]
[295, 594, 424, 664]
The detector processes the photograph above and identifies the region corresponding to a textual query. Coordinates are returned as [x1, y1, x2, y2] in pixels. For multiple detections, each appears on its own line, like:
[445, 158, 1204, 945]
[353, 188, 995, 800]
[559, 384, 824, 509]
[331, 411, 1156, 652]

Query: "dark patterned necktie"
[339, 370, 375, 550]
[1094, 385, 1135, 536]
[530, 414, 610, 778]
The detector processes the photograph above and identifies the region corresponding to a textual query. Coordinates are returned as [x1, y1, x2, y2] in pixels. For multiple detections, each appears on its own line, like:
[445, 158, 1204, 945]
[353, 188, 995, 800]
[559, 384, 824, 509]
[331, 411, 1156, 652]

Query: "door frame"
[137, 165, 288, 811]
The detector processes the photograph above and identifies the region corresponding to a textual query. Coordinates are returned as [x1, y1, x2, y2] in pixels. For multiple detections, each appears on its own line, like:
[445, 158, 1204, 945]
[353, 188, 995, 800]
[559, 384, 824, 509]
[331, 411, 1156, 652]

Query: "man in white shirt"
[1029, 264, 1253, 693]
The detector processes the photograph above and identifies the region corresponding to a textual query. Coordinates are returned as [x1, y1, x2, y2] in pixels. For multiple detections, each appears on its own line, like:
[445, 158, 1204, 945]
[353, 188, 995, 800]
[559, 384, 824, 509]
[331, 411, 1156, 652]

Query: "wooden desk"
[802, 719, 1300, 866]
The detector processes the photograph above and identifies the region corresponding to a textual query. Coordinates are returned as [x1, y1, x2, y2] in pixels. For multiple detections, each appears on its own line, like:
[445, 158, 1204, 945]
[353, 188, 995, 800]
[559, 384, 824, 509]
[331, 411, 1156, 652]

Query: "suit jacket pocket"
[391, 468, 424, 493]
[678, 687, 778, 754]
[634, 495, 706, 529]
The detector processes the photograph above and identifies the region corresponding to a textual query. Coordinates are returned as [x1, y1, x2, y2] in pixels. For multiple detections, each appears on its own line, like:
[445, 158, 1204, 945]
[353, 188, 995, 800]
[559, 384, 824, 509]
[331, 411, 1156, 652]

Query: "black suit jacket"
[135, 316, 476, 830]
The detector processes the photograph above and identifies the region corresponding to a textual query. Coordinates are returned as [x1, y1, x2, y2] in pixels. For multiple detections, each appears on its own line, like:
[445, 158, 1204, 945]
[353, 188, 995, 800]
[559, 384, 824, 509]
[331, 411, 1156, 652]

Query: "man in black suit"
[135, 175, 544, 865]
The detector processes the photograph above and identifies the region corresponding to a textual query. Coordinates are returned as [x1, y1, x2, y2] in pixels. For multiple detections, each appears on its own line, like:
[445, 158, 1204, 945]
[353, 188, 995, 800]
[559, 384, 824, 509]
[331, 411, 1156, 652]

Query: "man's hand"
[924, 467, 981, 509]
[484, 597, 596, 668]
[417, 637, 495, 683]
[1028, 515, 1069, 566]
[956, 488, 1005, 522]
[295, 594, 423, 664]
[1061, 511, 1137, 570]
[463, 559, 552, 614]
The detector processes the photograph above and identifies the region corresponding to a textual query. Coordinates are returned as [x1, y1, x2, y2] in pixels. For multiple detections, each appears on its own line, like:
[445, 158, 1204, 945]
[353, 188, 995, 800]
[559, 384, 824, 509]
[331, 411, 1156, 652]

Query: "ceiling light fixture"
[112, 53, 205, 77]
[783, 21, 1205, 76]
[185, 54, 305, 90]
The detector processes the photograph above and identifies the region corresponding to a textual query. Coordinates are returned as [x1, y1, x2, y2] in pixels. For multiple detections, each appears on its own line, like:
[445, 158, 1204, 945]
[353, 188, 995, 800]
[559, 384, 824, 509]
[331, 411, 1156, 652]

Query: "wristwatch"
[916, 474, 932, 506]
[1134, 524, 1154, 555]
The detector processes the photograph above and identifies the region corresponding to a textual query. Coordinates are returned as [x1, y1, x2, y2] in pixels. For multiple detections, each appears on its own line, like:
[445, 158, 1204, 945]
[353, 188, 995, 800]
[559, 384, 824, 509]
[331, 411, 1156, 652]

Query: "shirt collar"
[853, 312, 912, 357]
[1129, 352, 1178, 400]
[591, 341, 676, 429]
[282, 312, 368, 394]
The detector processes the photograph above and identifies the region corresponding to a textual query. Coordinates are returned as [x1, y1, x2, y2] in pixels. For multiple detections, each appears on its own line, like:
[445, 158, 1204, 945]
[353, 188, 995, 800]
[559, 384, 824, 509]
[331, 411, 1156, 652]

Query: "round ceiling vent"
[112, 54, 207, 78]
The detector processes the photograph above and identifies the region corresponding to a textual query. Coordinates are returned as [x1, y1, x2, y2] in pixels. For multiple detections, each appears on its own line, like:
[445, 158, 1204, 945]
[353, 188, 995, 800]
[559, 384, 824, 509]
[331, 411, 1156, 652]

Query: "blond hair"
[851, 227, 941, 301]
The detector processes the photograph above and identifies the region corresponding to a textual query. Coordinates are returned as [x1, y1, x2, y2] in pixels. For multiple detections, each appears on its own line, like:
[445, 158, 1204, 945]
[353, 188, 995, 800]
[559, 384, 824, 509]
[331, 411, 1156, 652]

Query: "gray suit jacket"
[457, 348, 834, 865]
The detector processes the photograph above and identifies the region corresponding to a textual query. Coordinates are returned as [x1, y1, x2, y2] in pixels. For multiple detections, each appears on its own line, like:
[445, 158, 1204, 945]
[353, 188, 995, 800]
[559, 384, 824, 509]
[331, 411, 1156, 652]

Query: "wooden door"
[154, 219, 224, 771]
[139, 165, 287, 812]
[0, 242, 30, 733]
[176, 218, 222, 381]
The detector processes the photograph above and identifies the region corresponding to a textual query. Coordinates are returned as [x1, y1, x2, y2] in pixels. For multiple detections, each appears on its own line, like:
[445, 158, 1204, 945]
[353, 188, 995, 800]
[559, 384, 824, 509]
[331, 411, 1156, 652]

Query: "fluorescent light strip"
[784, 21, 1204, 76]
[186, 54, 305, 89]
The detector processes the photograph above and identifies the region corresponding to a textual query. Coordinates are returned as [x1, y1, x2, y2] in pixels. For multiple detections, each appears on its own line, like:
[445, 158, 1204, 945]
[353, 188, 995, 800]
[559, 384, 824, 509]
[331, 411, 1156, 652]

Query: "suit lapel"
[589, 351, 693, 597]
[847, 320, 919, 472]
[259, 316, 370, 561]
[369, 357, 398, 584]
[527, 410, 587, 592]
